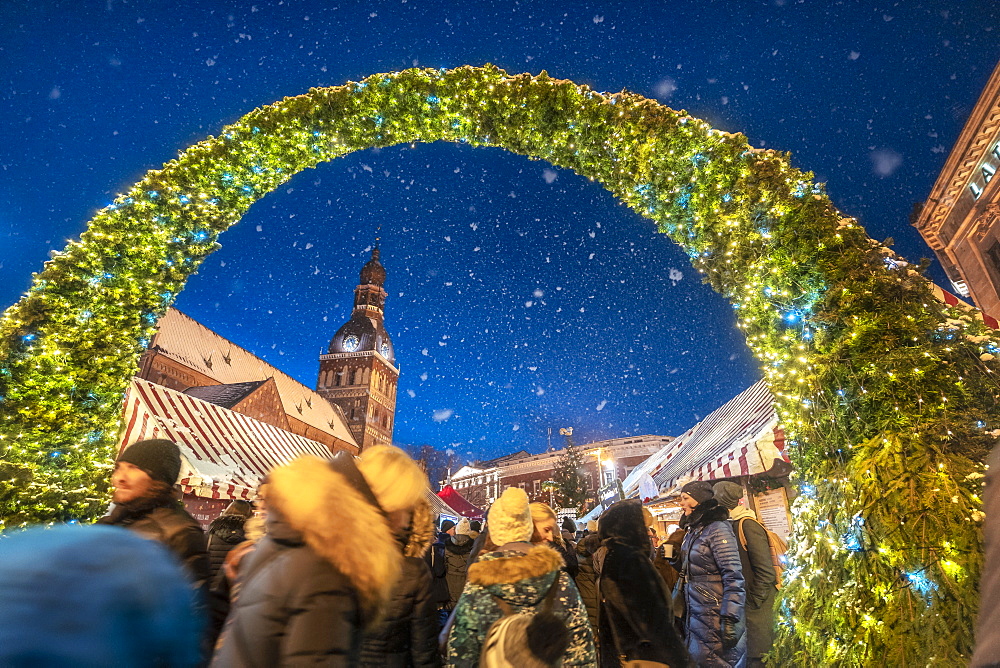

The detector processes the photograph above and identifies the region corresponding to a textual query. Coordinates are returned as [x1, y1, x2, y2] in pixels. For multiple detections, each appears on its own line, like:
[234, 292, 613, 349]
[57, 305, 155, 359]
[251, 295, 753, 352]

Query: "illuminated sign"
[969, 140, 1000, 199]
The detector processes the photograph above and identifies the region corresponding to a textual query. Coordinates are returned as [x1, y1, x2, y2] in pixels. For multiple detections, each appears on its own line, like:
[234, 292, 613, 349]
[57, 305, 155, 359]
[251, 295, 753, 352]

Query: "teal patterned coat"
[445, 542, 597, 667]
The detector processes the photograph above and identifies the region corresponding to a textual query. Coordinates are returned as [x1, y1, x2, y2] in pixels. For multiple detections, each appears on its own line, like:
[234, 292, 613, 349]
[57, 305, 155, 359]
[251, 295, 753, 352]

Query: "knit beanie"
[118, 439, 182, 486]
[455, 518, 473, 537]
[440, 519, 456, 533]
[680, 480, 714, 504]
[713, 481, 745, 510]
[488, 487, 534, 545]
[561, 516, 577, 534]
[470, 520, 482, 533]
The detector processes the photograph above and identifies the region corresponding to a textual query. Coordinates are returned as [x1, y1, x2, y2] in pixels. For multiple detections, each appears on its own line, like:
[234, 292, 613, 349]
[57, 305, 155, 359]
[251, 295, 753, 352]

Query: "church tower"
[317, 247, 399, 452]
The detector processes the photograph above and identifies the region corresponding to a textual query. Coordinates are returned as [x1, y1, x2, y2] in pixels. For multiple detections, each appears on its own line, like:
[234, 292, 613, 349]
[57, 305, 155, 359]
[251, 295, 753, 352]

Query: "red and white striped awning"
[929, 282, 1000, 329]
[121, 378, 336, 500]
[620, 380, 789, 500]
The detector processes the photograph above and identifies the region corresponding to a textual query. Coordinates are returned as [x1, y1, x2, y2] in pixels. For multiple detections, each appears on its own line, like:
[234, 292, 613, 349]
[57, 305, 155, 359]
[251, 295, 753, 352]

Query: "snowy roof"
[122, 378, 337, 500]
[620, 380, 787, 499]
[148, 308, 358, 451]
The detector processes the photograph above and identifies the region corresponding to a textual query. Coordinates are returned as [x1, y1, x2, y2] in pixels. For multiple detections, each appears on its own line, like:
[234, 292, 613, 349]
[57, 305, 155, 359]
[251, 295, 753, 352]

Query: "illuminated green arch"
[0, 64, 994, 664]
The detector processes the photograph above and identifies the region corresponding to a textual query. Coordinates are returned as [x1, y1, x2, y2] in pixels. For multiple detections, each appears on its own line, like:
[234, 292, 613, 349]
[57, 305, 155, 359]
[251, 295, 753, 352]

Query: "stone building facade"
[448, 435, 672, 509]
[913, 59, 1000, 316]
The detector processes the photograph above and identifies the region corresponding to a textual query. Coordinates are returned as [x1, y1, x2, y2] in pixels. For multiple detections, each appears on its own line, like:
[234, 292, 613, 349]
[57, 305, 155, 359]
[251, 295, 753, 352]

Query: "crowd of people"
[0, 438, 785, 667]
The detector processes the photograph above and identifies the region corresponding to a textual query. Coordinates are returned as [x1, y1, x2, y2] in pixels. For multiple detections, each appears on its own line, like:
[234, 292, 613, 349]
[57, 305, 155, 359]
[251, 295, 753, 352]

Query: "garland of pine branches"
[0, 64, 994, 664]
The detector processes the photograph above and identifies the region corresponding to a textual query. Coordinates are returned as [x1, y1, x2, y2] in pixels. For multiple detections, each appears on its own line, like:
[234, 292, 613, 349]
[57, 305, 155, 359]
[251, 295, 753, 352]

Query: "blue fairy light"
[160, 291, 173, 304]
[426, 95, 440, 105]
[784, 309, 803, 324]
[251, 165, 265, 174]
[722, 193, 733, 202]
[842, 514, 865, 552]
[372, 115, 385, 127]
[905, 569, 937, 597]
[178, 194, 190, 205]
[78, 310, 93, 321]
[50, 451, 62, 459]
[799, 483, 816, 498]
[252, 126, 261, 134]
[147, 190, 159, 198]
[191, 230, 209, 242]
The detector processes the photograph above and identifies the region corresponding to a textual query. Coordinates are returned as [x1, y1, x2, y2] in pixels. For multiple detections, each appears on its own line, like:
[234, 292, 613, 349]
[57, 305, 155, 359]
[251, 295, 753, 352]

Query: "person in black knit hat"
[98, 439, 209, 588]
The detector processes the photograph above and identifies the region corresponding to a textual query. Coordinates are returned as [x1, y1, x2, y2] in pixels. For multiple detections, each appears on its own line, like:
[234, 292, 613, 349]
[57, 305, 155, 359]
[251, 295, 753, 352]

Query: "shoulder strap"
[736, 517, 748, 549]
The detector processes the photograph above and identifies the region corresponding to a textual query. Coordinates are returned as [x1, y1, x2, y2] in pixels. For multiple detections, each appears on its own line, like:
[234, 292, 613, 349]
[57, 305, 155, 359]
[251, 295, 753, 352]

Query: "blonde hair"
[356, 445, 429, 513]
[529, 501, 562, 546]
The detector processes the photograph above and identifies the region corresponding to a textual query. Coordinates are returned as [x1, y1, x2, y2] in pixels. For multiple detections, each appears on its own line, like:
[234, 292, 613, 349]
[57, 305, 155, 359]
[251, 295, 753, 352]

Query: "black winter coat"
[596, 500, 690, 668]
[425, 534, 451, 607]
[678, 499, 747, 668]
[98, 496, 210, 589]
[211, 454, 401, 668]
[211, 516, 364, 667]
[359, 556, 440, 668]
[206, 514, 248, 581]
[444, 534, 474, 607]
[574, 534, 601, 636]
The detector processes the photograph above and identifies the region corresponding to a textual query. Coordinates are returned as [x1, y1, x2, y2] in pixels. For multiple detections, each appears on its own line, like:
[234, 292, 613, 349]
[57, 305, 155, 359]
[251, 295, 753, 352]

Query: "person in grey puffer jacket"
[213, 446, 428, 667]
[676, 481, 747, 668]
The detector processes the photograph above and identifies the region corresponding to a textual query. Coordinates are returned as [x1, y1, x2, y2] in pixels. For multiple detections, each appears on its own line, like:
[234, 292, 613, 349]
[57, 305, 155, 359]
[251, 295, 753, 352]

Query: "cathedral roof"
[147, 308, 359, 451]
[183, 379, 268, 409]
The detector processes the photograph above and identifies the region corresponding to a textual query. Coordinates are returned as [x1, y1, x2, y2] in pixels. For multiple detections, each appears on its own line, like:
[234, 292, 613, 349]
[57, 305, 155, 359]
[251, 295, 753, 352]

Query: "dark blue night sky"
[3, 1, 999, 462]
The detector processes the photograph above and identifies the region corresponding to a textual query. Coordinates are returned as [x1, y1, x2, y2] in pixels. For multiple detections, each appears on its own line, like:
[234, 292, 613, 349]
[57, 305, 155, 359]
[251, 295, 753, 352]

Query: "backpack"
[735, 517, 788, 590]
[479, 574, 571, 668]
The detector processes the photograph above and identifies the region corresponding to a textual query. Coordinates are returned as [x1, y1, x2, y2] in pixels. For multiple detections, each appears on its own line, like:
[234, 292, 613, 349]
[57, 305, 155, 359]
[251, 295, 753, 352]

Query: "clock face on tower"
[380, 342, 390, 357]
[343, 334, 360, 352]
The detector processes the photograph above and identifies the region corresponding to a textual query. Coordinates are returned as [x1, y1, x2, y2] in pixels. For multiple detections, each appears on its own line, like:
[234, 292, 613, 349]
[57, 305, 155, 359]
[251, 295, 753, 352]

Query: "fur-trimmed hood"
[403, 498, 435, 559]
[266, 455, 401, 623]
[467, 544, 564, 607]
